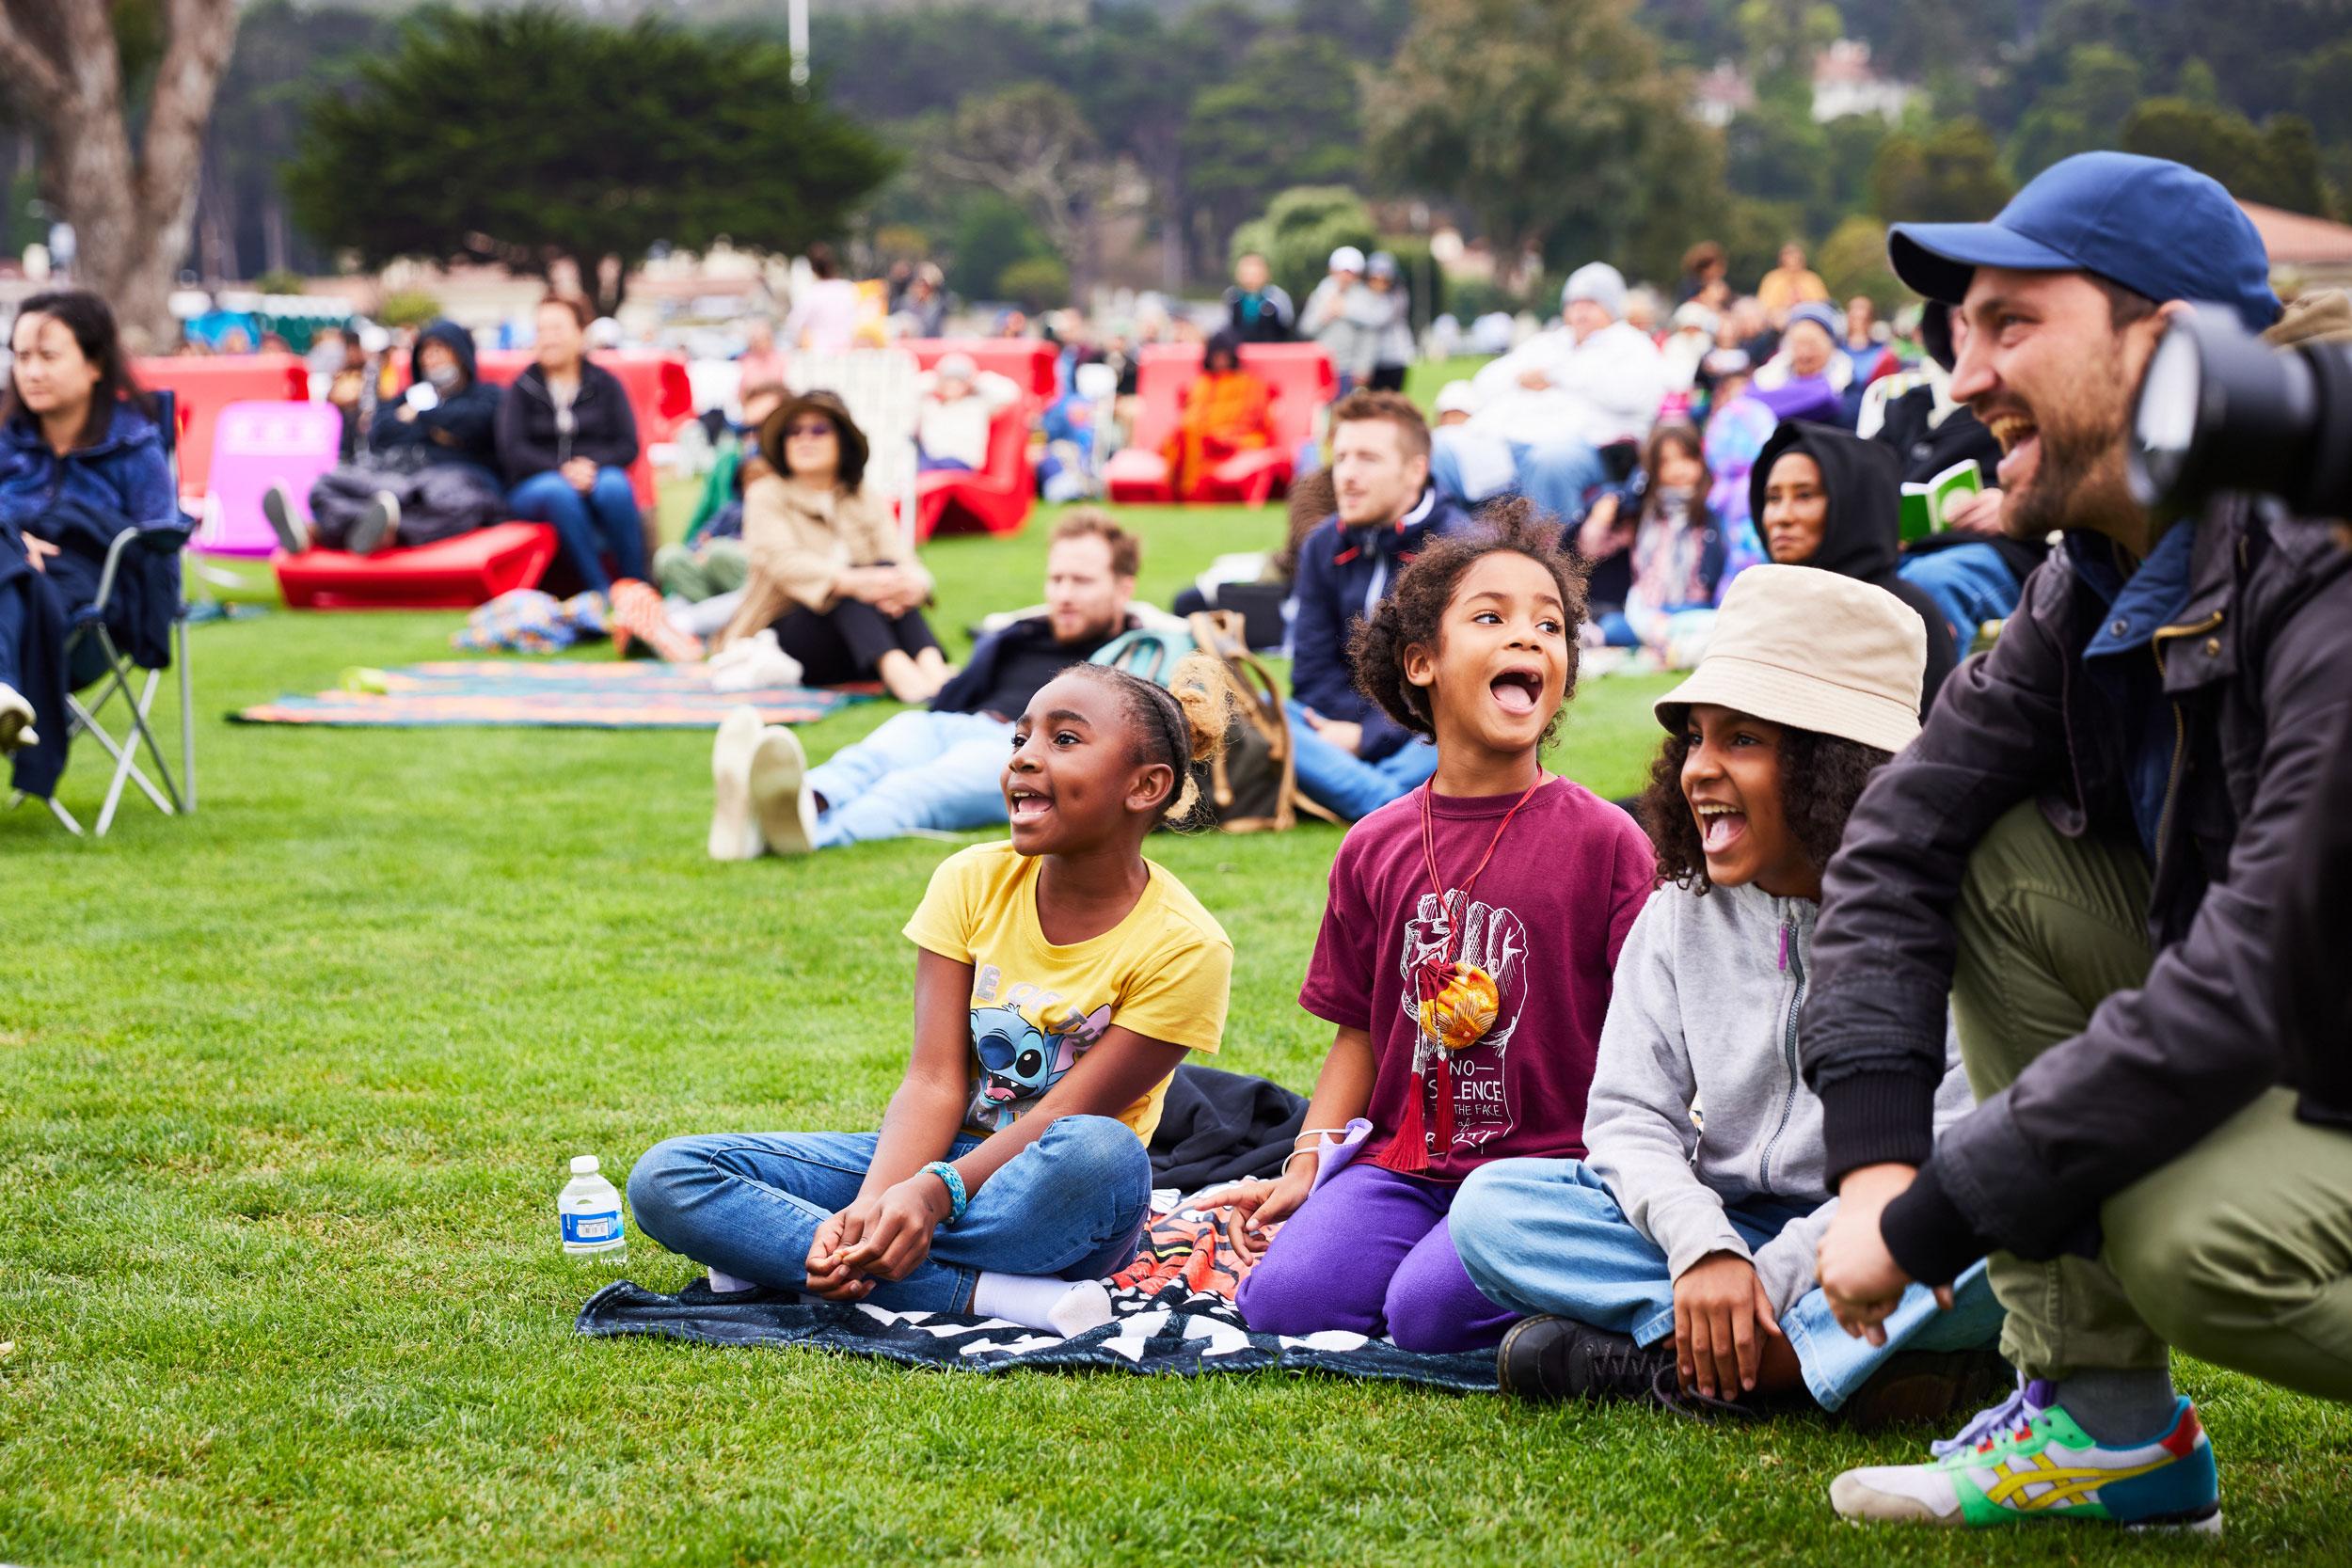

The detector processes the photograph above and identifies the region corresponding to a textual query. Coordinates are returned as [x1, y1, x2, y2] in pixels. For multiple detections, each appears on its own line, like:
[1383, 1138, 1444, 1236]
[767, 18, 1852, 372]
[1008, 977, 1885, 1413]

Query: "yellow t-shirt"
[902, 841, 1232, 1144]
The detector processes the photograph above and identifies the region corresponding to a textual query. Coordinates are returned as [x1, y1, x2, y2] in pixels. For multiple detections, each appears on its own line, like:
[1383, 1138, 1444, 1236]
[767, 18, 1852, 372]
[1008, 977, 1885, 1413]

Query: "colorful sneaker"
[1830, 1397, 2221, 1533]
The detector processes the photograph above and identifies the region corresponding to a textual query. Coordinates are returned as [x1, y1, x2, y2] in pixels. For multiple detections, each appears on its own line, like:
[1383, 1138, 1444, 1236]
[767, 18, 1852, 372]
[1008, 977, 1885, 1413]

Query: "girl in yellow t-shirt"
[630, 658, 1235, 1334]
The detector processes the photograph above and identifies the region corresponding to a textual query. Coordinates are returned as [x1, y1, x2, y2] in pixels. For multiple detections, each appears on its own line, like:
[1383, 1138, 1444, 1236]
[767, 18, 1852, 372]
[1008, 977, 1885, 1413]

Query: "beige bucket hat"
[1654, 564, 1926, 754]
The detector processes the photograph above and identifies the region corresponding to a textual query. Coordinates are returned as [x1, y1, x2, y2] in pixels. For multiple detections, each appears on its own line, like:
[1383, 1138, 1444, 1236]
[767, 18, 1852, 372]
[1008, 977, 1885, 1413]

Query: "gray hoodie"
[1585, 880, 1973, 1317]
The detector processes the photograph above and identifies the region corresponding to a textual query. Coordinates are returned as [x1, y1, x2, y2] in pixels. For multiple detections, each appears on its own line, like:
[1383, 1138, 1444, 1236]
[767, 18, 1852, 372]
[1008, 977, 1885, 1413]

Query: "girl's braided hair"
[1063, 655, 1236, 830]
[1347, 495, 1588, 747]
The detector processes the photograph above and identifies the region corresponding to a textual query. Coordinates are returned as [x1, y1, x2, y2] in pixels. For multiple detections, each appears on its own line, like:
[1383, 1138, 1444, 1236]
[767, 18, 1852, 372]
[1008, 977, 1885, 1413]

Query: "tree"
[284, 5, 894, 316]
[0, 0, 239, 346]
[1228, 185, 1377, 305]
[1368, 0, 1731, 285]
[918, 83, 1124, 305]
[1815, 214, 1901, 309]
[1183, 33, 1363, 251]
[1870, 118, 2015, 224]
[2123, 98, 2332, 214]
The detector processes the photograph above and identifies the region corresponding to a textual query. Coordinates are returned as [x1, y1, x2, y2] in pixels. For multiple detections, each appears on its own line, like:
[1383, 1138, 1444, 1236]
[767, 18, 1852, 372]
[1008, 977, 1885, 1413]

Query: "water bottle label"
[564, 1211, 623, 1244]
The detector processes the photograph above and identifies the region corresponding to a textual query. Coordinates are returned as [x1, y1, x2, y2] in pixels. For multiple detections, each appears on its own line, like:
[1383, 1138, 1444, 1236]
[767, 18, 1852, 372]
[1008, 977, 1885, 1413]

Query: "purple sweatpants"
[1233, 1160, 1518, 1353]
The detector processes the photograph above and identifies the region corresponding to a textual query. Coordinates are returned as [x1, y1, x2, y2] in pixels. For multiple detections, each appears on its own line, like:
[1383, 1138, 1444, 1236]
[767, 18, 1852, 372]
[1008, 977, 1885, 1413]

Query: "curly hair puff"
[1346, 495, 1588, 747]
[1060, 655, 1237, 832]
[1638, 721, 1892, 893]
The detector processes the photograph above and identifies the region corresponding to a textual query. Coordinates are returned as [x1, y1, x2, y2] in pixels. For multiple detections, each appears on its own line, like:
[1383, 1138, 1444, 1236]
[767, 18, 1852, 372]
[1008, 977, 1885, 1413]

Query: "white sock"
[970, 1272, 1114, 1334]
[707, 1266, 757, 1295]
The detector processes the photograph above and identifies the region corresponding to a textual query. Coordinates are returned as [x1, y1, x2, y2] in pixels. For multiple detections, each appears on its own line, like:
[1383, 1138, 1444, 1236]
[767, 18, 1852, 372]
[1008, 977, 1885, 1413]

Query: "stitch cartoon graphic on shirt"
[1396, 891, 1529, 1151]
[965, 1000, 1115, 1132]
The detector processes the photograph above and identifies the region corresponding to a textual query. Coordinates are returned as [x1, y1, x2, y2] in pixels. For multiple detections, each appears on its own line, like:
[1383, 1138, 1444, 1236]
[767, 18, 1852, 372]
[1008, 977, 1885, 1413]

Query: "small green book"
[1899, 459, 1983, 543]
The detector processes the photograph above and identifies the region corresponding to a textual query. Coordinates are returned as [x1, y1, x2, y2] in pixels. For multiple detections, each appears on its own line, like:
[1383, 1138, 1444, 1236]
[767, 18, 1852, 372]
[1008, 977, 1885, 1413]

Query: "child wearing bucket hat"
[1449, 564, 2003, 1417]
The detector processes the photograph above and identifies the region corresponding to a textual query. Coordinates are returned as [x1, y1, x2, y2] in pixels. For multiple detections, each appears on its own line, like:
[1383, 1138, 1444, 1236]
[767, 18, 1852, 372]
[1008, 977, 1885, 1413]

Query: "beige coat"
[718, 476, 930, 649]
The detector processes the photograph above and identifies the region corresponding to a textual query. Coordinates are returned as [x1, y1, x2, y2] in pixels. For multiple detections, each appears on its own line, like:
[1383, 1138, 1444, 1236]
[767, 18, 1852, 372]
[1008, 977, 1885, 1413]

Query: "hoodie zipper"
[2149, 610, 2222, 874]
[1756, 910, 1804, 1193]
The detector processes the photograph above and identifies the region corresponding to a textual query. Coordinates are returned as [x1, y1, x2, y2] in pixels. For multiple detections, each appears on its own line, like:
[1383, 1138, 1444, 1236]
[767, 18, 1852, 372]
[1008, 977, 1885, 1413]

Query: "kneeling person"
[710, 511, 1151, 857]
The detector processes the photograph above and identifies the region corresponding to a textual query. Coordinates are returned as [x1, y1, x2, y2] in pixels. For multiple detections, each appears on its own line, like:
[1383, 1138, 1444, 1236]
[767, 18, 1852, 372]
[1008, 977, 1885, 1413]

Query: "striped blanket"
[232, 661, 869, 729]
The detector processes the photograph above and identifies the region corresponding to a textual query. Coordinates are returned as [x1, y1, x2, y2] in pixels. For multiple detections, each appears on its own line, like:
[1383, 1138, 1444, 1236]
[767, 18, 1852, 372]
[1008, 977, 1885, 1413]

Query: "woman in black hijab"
[1749, 420, 1958, 708]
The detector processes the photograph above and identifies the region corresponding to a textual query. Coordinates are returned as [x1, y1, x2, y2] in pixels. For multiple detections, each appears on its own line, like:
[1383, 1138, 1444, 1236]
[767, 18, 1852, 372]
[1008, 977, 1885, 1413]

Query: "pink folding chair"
[191, 400, 345, 561]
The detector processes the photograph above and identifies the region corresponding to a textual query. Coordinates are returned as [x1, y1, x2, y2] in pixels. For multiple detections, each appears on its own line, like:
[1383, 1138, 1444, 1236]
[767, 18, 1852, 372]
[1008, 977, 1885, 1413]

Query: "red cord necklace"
[1377, 774, 1547, 1174]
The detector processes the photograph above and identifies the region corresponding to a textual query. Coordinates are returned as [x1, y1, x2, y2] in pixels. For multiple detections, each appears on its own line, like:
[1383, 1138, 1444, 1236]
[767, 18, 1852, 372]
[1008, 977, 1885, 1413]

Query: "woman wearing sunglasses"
[718, 391, 948, 703]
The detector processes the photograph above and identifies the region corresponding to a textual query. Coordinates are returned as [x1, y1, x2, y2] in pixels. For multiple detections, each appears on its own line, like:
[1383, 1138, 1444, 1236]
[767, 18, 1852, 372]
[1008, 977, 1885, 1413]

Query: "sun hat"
[1562, 261, 1628, 320]
[1328, 245, 1366, 274]
[758, 388, 868, 489]
[1654, 564, 1924, 754]
[1433, 380, 1478, 416]
[1887, 150, 2280, 333]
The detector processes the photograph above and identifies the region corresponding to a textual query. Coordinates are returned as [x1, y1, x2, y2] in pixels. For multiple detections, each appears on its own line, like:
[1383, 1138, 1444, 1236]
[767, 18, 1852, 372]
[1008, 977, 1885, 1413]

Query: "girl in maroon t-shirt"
[1217, 501, 1655, 1352]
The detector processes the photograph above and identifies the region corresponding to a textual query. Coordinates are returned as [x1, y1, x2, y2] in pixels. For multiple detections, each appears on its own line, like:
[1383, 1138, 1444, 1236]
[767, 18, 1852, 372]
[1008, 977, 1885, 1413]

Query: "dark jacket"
[930, 610, 1134, 719]
[1801, 496, 2352, 1284]
[0, 529, 69, 797]
[1872, 386, 2046, 583]
[2277, 694, 2352, 1132]
[1224, 283, 1297, 343]
[1290, 486, 1470, 762]
[495, 358, 640, 484]
[1750, 421, 1958, 708]
[370, 319, 501, 480]
[0, 399, 182, 673]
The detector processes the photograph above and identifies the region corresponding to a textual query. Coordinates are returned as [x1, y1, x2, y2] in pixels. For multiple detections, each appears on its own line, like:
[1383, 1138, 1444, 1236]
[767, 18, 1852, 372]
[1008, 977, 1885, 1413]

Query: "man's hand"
[23, 533, 58, 574]
[1673, 1251, 1781, 1398]
[1301, 709, 1363, 757]
[561, 456, 598, 493]
[1817, 1163, 1948, 1343]
[1942, 486, 2007, 536]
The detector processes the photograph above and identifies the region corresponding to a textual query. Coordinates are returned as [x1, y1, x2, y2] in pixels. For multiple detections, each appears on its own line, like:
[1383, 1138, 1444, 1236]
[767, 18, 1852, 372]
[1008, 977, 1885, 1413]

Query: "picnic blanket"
[231, 660, 869, 729]
[576, 1194, 1496, 1391]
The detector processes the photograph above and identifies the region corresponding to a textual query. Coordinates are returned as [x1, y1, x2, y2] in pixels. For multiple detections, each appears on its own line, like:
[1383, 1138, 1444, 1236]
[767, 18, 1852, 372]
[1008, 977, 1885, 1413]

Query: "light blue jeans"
[1451, 1159, 2004, 1410]
[508, 467, 647, 594]
[1429, 430, 1611, 526]
[627, 1115, 1153, 1313]
[1899, 543, 2021, 648]
[804, 709, 1011, 847]
[1285, 699, 1438, 821]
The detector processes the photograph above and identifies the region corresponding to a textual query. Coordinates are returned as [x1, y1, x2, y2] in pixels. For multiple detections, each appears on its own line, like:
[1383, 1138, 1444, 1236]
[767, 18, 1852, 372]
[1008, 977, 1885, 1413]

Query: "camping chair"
[47, 389, 198, 837]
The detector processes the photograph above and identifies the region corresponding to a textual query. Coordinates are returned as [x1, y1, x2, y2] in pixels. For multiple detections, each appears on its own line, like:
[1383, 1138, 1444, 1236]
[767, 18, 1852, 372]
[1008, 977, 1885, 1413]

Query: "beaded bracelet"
[920, 1160, 969, 1225]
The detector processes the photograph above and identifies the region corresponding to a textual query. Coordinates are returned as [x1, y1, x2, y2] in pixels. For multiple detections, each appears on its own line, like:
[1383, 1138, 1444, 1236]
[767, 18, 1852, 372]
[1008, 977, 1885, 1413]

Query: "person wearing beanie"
[915, 351, 1019, 474]
[1747, 299, 1852, 427]
[1802, 150, 2352, 1534]
[1452, 564, 2002, 1418]
[1750, 420, 1959, 706]
[1429, 261, 1670, 529]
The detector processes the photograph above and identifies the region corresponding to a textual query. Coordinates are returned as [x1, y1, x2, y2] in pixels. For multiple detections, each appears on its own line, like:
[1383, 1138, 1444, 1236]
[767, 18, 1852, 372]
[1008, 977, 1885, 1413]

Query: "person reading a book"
[1753, 420, 1956, 708]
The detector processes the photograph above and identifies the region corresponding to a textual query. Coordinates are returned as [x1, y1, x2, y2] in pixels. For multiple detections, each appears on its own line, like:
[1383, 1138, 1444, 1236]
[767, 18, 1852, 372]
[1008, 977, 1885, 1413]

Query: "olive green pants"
[1950, 803, 2352, 1399]
[653, 538, 749, 604]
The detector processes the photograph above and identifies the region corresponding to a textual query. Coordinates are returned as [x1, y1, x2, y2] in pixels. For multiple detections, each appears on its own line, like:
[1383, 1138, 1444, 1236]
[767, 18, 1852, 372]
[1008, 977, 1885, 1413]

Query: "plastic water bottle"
[559, 1155, 628, 1261]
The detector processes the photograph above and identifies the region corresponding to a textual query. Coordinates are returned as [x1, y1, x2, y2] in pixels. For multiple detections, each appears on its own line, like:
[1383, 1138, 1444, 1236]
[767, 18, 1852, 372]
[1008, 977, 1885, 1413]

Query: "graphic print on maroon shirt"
[1298, 777, 1656, 1180]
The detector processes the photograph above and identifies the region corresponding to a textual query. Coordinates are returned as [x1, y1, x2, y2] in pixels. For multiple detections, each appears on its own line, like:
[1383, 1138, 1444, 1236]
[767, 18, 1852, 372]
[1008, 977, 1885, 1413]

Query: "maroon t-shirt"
[1298, 776, 1655, 1180]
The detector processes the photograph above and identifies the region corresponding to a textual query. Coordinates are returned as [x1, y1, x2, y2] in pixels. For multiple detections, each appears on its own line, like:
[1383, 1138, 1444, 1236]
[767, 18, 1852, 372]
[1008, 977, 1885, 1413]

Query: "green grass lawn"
[6, 499, 2348, 1566]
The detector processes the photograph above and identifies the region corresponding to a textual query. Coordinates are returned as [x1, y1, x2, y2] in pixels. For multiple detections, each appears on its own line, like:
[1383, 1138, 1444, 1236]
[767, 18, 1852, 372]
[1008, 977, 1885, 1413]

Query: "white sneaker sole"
[748, 725, 817, 855]
[1830, 1473, 2224, 1536]
[707, 705, 766, 861]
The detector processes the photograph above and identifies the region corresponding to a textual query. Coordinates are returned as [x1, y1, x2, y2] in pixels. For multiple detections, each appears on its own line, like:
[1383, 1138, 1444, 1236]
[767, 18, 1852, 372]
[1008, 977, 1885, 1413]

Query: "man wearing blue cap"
[1796, 152, 2352, 1533]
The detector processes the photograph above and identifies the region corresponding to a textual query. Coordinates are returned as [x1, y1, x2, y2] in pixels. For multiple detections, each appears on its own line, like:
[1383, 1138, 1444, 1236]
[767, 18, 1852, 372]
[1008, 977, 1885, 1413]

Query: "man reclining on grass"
[707, 509, 1163, 858]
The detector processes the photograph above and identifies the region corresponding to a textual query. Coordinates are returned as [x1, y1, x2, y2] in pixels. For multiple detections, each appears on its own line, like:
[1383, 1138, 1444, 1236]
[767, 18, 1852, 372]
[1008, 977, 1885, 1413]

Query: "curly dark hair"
[1347, 495, 1588, 746]
[1638, 721, 1892, 893]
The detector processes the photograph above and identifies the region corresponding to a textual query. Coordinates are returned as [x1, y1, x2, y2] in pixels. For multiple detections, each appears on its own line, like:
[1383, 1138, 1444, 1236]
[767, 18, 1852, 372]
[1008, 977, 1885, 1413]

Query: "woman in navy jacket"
[0, 289, 177, 800]
[497, 294, 645, 594]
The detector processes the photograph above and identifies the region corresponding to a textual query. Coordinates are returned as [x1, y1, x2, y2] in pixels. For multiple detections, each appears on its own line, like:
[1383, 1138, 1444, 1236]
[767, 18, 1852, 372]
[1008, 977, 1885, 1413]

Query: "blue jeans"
[1286, 699, 1438, 821]
[804, 708, 1011, 847]
[1899, 543, 2021, 648]
[1594, 610, 1639, 647]
[627, 1115, 1153, 1313]
[1429, 430, 1610, 525]
[1451, 1159, 2004, 1410]
[508, 467, 647, 594]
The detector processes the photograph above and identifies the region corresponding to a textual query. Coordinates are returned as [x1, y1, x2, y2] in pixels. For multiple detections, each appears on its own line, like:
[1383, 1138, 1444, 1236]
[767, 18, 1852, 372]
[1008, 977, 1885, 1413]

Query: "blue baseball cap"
[1887, 151, 2280, 333]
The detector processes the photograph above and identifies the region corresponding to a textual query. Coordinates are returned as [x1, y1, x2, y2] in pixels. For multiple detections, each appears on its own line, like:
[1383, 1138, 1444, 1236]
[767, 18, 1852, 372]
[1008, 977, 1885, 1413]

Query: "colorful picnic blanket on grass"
[231, 660, 870, 729]
[575, 1196, 1495, 1391]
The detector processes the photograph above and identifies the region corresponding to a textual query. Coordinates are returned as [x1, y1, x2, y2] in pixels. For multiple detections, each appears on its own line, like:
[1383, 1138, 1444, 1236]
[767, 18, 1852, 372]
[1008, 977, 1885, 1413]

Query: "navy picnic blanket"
[575, 1196, 1495, 1391]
